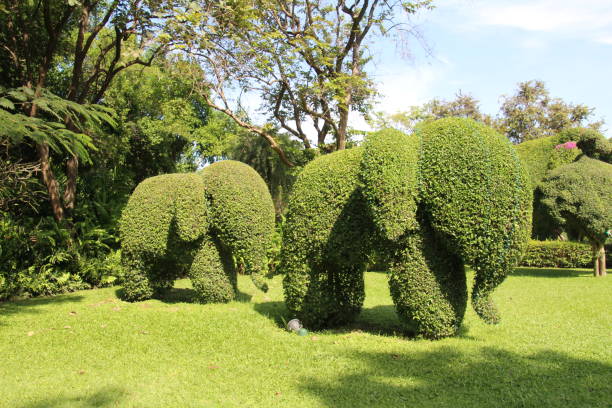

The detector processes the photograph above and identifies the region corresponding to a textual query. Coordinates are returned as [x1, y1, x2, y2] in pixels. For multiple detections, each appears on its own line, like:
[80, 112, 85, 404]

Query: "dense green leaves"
[120, 161, 275, 302]
[0, 86, 116, 163]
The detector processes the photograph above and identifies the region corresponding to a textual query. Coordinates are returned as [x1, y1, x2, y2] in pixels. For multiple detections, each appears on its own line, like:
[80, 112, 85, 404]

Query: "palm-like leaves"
[0, 86, 117, 164]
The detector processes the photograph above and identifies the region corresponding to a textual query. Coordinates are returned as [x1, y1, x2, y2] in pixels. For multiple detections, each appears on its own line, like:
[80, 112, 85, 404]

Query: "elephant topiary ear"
[174, 173, 209, 242]
[360, 128, 420, 241]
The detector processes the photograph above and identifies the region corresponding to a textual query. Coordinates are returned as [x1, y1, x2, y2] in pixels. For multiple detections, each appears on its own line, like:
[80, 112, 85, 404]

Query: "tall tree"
[0, 0, 174, 223]
[498, 80, 602, 144]
[185, 0, 433, 165]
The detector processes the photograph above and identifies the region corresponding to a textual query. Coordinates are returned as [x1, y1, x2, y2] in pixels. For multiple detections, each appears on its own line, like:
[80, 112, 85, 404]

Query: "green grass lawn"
[1, 268, 610, 407]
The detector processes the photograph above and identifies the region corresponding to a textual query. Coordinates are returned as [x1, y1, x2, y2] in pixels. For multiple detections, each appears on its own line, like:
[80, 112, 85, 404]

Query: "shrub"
[281, 118, 532, 338]
[537, 156, 612, 275]
[417, 118, 532, 323]
[120, 161, 275, 302]
[360, 128, 420, 240]
[281, 148, 376, 328]
[515, 134, 580, 189]
[520, 240, 595, 268]
[199, 160, 275, 291]
[558, 127, 611, 163]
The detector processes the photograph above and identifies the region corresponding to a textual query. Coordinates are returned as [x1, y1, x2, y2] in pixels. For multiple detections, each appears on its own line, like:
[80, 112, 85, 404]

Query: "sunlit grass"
[1, 268, 610, 407]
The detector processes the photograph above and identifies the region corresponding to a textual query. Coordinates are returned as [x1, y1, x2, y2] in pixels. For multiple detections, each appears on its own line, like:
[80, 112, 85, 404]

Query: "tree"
[186, 0, 434, 165]
[0, 0, 174, 223]
[498, 80, 602, 144]
[538, 155, 611, 277]
[369, 91, 492, 132]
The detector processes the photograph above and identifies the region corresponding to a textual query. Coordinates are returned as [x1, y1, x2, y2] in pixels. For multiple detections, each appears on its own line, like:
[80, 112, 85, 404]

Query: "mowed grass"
[1, 268, 610, 408]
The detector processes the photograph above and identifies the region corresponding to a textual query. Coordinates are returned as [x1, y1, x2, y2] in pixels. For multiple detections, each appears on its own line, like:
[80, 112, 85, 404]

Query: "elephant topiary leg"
[189, 236, 237, 303]
[121, 257, 155, 301]
[283, 262, 365, 329]
[388, 223, 467, 339]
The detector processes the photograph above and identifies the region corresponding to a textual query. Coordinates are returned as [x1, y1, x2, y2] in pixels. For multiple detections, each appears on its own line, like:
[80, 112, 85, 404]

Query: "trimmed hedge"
[417, 118, 532, 324]
[200, 160, 275, 292]
[281, 148, 376, 328]
[281, 118, 532, 339]
[120, 161, 275, 302]
[538, 156, 612, 247]
[520, 240, 595, 268]
[514, 134, 580, 189]
[360, 128, 420, 240]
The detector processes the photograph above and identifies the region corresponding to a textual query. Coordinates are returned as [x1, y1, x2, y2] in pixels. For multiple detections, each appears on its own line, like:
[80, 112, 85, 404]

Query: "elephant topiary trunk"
[119, 160, 275, 302]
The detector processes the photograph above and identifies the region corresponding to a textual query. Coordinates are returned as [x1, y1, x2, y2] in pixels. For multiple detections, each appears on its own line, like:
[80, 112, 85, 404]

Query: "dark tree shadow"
[114, 286, 252, 304]
[512, 267, 591, 278]
[0, 295, 84, 323]
[301, 347, 612, 408]
[18, 386, 127, 408]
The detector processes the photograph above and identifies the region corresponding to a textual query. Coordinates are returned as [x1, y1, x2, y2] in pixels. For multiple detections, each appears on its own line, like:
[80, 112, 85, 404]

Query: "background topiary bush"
[519, 240, 602, 268]
[281, 118, 532, 339]
[537, 156, 612, 276]
[120, 161, 275, 302]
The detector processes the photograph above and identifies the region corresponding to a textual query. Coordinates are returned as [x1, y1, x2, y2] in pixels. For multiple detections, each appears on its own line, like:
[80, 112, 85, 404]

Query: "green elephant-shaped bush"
[281, 118, 532, 339]
[120, 160, 275, 302]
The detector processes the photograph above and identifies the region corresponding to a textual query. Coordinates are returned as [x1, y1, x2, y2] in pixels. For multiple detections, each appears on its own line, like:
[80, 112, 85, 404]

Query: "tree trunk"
[63, 154, 79, 217]
[592, 244, 606, 277]
[597, 245, 606, 277]
[36, 143, 64, 222]
[337, 107, 348, 151]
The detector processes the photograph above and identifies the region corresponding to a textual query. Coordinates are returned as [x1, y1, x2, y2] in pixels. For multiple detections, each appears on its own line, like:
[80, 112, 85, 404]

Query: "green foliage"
[120, 162, 275, 302]
[200, 160, 276, 291]
[0, 86, 116, 163]
[360, 128, 420, 240]
[418, 118, 532, 323]
[388, 217, 467, 339]
[281, 148, 376, 328]
[0, 215, 123, 300]
[515, 134, 581, 189]
[119, 173, 208, 301]
[558, 127, 611, 163]
[189, 236, 237, 303]
[519, 240, 597, 269]
[282, 118, 532, 338]
[538, 156, 612, 246]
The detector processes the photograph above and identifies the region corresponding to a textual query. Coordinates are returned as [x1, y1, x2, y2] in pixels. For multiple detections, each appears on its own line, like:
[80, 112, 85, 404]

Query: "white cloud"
[444, 0, 612, 44]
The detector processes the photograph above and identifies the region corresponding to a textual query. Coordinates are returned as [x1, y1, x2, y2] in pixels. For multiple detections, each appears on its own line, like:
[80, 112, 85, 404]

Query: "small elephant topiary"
[281, 118, 532, 339]
[119, 160, 275, 302]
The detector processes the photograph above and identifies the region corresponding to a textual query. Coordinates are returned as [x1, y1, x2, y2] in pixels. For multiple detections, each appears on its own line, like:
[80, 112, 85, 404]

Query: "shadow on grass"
[114, 287, 252, 304]
[0, 294, 84, 323]
[300, 347, 611, 408]
[512, 267, 591, 278]
[18, 386, 127, 408]
[253, 301, 477, 339]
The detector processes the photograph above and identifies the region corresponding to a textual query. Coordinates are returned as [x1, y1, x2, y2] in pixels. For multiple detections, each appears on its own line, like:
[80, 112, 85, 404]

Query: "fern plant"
[0, 86, 116, 163]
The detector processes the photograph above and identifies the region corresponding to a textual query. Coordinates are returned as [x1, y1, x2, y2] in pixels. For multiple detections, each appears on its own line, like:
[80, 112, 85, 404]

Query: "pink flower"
[555, 141, 577, 150]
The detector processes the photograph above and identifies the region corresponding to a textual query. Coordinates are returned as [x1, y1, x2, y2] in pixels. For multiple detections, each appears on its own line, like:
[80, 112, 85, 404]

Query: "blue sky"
[363, 0, 612, 137]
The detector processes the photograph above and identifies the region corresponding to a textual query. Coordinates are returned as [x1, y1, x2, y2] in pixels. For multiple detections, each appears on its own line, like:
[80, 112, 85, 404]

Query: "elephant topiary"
[119, 160, 275, 302]
[280, 118, 532, 339]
